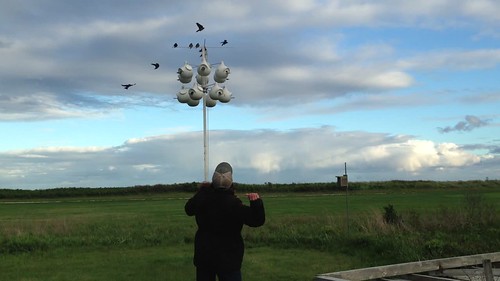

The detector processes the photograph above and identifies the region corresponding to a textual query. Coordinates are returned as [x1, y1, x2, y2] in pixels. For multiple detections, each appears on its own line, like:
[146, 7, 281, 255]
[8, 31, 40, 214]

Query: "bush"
[0, 235, 50, 254]
[383, 204, 402, 225]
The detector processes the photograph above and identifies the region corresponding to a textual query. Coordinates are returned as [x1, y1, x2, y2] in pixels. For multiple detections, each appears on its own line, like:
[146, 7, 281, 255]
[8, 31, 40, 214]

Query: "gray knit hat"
[212, 162, 233, 189]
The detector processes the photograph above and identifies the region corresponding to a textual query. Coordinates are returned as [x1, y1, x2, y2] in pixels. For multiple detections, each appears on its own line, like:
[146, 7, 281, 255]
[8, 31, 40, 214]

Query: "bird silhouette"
[151, 63, 159, 69]
[121, 83, 136, 90]
[195, 43, 200, 48]
[189, 43, 194, 49]
[173, 43, 178, 48]
[199, 46, 207, 57]
[196, 22, 204, 32]
[221, 40, 228, 46]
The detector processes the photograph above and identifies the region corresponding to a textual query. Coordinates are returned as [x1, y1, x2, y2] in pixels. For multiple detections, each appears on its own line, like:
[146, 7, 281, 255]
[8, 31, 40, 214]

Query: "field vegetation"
[0, 180, 499, 280]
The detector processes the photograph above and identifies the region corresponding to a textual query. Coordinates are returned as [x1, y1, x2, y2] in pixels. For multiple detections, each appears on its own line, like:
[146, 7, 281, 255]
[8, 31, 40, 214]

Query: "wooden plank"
[315, 276, 350, 281]
[443, 268, 500, 278]
[407, 273, 460, 281]
[484, 259, 494, 281]
[315, 252, 500, 281]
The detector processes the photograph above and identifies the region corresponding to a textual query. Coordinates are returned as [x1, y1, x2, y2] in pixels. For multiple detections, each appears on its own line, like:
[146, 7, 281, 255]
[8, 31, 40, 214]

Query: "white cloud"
[0, 92, 106, 121]
[0, 0, 499, 188]
[462, 0, 500, 22]
[2, 0, 498, 120]
[133, 164, 161, 173]
[398, 49, 500, 71]
[359, 140, 480, 173]
[6, 146, 108, 155]
[358, 71, 414, 89]
[0, 127, 490, 189]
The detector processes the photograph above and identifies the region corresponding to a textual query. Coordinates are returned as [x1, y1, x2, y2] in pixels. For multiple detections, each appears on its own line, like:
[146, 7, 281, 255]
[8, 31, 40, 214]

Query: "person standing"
[185, 162, 265, 281]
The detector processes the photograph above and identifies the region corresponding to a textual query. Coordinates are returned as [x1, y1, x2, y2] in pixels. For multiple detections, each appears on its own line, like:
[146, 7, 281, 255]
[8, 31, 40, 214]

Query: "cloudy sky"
[1, 0, 499, 189]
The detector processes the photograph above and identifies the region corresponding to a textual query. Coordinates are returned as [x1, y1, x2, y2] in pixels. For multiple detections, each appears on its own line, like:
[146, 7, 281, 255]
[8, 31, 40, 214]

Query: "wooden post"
[483, 259, 494, 281]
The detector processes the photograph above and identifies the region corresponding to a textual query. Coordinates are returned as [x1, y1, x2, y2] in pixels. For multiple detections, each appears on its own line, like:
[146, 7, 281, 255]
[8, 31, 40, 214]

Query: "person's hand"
[199, 181, 211, 189]
[246, 193, 260, 201]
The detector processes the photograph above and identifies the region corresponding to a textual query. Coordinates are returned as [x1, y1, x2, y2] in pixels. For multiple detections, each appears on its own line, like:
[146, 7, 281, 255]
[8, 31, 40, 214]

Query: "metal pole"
[203, 92, 208, 182]
[345, 162, 349, 235]
[201, 41, 209, 182]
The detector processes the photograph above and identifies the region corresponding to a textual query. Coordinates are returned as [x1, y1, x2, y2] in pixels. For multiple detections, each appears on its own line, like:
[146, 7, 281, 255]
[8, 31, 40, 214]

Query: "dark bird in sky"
[151, 63, 159, 69]
[121, 83, 136, 90]
[189, 43, 194, 49]
[195, 43, 200, 48]
[173, 43, 178, 48]
[199, 46, 207, 57]
[196, 22, 204, 32]
[221, 40, 228, 46]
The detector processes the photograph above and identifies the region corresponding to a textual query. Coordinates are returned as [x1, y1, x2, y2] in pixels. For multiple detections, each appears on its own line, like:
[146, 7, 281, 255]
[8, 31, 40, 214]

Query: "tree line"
[0, 180, 498, 199]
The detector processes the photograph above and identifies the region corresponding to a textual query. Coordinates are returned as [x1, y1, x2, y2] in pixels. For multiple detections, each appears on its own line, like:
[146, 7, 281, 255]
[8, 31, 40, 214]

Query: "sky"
[1, 0, 499, 189]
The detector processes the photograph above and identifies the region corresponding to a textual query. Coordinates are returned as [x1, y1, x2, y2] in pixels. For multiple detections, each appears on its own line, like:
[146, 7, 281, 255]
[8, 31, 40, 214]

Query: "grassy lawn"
[0, 245, 357, 281]
[1, 187, 498, 281]
[0, 245, 194, 281]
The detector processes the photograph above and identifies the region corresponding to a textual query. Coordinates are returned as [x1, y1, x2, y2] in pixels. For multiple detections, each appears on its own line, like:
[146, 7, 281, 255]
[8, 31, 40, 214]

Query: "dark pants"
[196, 267, 242, 281]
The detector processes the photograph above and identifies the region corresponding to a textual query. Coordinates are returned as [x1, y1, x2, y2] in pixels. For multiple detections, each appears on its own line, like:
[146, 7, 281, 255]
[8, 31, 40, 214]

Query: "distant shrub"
[383, 204, 402, 225]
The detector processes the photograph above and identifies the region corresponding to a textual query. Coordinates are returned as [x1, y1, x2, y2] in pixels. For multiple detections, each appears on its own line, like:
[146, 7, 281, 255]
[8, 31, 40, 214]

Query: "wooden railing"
[315, 252, 500, 281]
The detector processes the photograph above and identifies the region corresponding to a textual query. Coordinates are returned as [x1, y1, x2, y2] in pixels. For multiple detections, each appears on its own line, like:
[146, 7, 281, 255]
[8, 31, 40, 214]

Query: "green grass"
[0, 246, 194, 281]
[0, 188, 499, 281]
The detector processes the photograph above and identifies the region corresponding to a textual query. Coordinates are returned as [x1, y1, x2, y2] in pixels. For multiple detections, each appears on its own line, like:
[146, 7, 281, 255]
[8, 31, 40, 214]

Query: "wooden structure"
[315, 252, 500, 281]
[336, 175, 348, 189]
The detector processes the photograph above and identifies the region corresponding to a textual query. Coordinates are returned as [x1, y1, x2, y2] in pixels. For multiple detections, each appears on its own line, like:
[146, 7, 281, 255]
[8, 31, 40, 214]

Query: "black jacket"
[185, 187, 265, 272]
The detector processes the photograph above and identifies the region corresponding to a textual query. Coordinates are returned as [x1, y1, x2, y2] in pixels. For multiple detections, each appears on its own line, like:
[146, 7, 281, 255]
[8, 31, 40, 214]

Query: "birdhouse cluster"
[175, 23, 232, 108]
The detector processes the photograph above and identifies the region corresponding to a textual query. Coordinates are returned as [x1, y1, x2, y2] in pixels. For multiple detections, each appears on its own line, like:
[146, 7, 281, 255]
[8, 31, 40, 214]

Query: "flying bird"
[221, 40, 228, 46]
[196, 22, 204, 32]
[173, 43, 178, 48]
[189, 43, 194, 49]
[195, 43, 200, 48]
[121, 83, 136, 90]
[151, 63, 160, 69]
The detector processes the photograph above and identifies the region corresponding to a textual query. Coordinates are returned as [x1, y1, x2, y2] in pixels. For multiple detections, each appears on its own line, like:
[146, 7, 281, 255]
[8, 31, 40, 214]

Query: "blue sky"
[1, 0, 499, 189]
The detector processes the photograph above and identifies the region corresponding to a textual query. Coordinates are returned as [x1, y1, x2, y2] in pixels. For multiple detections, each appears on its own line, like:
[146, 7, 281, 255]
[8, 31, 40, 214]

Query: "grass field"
[1, 187, 499, 281]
